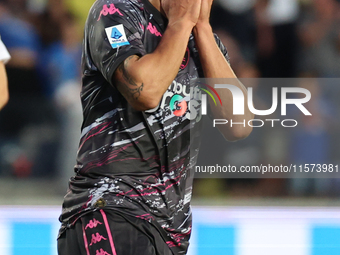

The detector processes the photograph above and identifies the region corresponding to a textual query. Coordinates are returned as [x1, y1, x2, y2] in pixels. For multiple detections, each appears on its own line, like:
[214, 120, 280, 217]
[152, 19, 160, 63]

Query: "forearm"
[0, 62, 9, 110]
[193, 23, 236, 79]
[193, 23, 253, 140]
[115, 21, 194, 111]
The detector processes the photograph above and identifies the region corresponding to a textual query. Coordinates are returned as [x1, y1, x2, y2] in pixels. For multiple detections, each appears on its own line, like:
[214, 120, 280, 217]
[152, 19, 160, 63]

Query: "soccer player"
[0, 38, 10, 110]
[58, 0, 253, 254]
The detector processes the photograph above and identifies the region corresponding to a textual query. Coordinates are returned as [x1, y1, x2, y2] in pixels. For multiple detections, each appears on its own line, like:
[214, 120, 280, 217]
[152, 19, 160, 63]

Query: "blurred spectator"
[255, 0, 300, 77]
[298, 0, 340, 77]
[289, 78, 333, 196]
[38, 10, 82, 192]
[0, 0, 58, 177]
[211, 0, 256, 62]
[38, 11, 81, 96]
[0, 0, 42, 120]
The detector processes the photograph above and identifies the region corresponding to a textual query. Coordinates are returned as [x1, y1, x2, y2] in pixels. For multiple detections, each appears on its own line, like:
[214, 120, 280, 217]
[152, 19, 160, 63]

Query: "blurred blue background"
[1, 0, 340, 254]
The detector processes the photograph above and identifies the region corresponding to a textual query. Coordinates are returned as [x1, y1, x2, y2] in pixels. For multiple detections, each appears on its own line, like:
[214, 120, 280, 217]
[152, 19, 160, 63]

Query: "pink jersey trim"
[82, 224, 91, 255]
[100, 209, 117, 255]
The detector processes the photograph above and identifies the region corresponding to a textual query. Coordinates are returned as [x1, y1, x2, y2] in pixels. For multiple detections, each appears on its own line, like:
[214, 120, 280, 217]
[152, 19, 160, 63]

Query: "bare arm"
[113, 0, 201, 111]
[192, 0, 254, 141]
[0, 61, 9, 110]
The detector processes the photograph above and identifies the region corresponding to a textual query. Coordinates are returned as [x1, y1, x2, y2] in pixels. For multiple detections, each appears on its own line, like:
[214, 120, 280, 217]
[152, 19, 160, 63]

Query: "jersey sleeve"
[213, 34, 230, 64]
[86, 1, 146, 86]
[0, 39, 11, 64]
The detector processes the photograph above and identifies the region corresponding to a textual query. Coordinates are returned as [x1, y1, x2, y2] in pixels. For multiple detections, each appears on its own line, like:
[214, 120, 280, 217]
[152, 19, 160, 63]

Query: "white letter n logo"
[214, 84, 244, 115]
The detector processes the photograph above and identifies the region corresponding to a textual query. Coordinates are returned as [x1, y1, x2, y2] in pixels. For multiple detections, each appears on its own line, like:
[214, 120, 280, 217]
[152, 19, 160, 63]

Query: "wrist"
[167, 19, 196, 32]
[193, 22, 212, 36]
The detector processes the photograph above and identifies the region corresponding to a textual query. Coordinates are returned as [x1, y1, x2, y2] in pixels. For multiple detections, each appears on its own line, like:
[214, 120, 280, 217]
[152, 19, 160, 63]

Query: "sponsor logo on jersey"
[97, 4, 123, 21]
[105, 24, 130, 49]
[89, 232, 107, 246]
[147, 22, 162, 37]
[161, 81, 202, 121]
[95, 249, 111, 255]
[85, 218, 103, 229]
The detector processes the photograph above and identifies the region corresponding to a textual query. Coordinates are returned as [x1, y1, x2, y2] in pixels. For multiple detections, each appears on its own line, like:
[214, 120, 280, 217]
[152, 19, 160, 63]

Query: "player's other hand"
[161, 0, 202, 28]
[196, 0, 213, 26]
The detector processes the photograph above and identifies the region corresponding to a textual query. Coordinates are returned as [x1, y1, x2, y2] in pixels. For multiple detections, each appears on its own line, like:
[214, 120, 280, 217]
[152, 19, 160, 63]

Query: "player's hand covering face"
[197, 0, 214, 24]
[160, 0, 202, 26]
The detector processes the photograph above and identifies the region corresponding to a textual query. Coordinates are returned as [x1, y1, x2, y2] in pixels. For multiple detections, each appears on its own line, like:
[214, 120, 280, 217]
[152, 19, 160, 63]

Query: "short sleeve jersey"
[0, 39, 10, 63]
[59, 0, 230, 253]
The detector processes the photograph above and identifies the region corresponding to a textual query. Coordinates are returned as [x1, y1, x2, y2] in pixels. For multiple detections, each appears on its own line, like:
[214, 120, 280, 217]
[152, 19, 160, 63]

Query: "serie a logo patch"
[105, 24, 130, 49]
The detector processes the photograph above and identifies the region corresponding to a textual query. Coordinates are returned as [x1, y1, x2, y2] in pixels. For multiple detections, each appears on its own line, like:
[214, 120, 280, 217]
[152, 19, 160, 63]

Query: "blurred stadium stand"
[0, 0, 340, 198]
[0, 0, 340, 255]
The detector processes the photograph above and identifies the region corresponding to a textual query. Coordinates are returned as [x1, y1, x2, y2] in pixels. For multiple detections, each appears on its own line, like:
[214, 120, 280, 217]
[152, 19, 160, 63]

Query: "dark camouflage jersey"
[59, 0, 229, 253]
